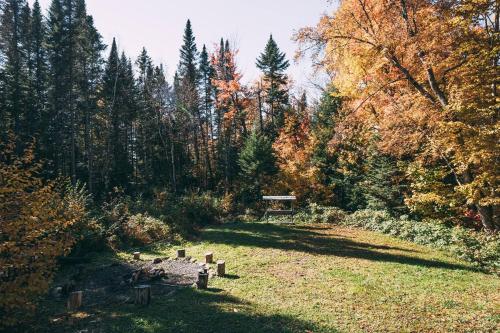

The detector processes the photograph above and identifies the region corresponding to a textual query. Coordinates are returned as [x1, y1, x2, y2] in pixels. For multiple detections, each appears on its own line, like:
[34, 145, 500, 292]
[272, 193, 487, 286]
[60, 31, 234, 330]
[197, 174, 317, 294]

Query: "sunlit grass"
[40, 222, 499, 333]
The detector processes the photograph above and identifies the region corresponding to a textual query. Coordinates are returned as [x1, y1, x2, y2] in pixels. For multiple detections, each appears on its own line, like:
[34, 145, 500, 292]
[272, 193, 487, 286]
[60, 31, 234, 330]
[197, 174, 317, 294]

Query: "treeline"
[1, 0, 498, 232]
[0, 0, 298, 200]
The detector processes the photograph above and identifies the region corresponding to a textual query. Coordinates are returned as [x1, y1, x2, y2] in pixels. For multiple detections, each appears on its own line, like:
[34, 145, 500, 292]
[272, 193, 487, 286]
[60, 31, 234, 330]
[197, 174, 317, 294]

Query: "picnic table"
[262, 195, 297, 223]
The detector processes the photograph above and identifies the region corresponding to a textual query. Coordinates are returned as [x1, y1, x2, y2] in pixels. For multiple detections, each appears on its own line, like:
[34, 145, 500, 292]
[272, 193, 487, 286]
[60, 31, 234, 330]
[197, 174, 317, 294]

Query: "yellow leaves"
[0, 144, 85, 328]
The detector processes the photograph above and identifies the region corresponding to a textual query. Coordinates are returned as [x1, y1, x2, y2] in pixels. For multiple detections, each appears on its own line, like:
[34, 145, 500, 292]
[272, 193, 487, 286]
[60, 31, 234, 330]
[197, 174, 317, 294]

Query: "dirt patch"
[51, 257, 207, 307]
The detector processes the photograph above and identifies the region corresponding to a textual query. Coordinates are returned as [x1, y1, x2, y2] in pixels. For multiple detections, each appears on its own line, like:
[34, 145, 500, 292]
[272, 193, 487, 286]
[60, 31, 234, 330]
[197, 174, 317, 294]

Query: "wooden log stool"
[134, 285, 151, 306]
[177, 249, 186, 258]
[217, 260, 226, 277]
[67, 291, 83, 311]
[197, 269, 209, 289]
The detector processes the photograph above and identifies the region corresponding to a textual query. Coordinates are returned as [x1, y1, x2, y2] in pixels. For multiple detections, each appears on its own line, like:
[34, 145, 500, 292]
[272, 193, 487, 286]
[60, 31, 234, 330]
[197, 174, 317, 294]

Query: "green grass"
[37, 222, 500, 333]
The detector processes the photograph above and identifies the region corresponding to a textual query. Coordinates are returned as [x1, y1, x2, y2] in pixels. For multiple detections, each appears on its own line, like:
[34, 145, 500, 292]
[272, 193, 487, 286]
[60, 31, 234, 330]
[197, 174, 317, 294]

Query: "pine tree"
[176, 19, 201, 188]
[363, 146, 406, 214]
[178, 19, 198, 84]
[0, 0, 30, 141]
[46, 0, 68, 175]
[135, 47, 155, 188]
[198, 44, 214, 187]
[199, 44, 214, 138]
[102, 38, 127, 190]
[238, 131, 277, 203]
[256, 34, 290, 134]
[30, 0, 48, 137]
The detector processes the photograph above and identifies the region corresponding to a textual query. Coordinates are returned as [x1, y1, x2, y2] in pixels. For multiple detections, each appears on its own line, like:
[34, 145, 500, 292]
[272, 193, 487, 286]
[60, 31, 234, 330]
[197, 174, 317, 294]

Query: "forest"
[0, 0, 499, 332]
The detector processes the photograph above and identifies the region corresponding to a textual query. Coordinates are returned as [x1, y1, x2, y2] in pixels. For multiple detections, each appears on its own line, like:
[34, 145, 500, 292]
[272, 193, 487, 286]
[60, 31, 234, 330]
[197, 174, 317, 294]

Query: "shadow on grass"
[203, 222, 475, 272]
[39, 287, 333, 333]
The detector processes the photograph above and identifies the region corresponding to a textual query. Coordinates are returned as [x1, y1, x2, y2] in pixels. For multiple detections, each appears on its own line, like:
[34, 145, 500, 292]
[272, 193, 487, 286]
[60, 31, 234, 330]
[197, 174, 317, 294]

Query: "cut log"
[134, 285, 151, 306]
[205, 252, 213, 264]
[133, 252, 141, 260]
[177, 249, 186, 258]
[217, 260, 226, 277]
[67, 291, 83, 311]
[197, 270, 209, 289]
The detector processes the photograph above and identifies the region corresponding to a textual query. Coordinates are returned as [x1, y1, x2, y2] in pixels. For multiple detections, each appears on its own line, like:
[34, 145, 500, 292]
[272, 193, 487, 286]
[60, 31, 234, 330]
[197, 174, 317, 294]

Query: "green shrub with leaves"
[342, 209, 499, 273]
[292, 205, 499, 274]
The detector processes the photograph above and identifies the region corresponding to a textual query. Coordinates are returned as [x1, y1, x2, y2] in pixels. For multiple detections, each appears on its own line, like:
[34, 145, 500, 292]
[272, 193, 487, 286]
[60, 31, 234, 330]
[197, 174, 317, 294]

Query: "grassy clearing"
[37, 222, 499, 333]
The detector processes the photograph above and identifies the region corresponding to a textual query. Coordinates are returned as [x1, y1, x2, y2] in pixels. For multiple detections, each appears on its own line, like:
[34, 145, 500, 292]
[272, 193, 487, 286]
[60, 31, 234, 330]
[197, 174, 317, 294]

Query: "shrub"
[0, 144, 85, 328]
[173, 193, 222, 236]
[342, 209, 499, 273]
[309, 203, 347, 224]
[99, 191, 224, 247]
[121, 214, 172, 246]
[293, 204, 499, 274]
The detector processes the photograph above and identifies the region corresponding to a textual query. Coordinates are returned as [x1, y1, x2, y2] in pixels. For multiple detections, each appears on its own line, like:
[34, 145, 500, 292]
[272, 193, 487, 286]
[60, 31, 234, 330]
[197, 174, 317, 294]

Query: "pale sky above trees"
[30, 0, 334, 91]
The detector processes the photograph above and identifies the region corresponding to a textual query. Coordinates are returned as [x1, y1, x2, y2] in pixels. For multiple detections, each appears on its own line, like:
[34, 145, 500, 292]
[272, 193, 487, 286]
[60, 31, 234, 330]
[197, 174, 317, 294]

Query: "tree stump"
[133, 252, 141, 260]
[67, 291, 83, 311]
[134, 285, 151, 306]
[205, 252, 213, 264]
[217, 260, 226, 277]
[197, 270, 209, 289]
[177, 249, 186, 258]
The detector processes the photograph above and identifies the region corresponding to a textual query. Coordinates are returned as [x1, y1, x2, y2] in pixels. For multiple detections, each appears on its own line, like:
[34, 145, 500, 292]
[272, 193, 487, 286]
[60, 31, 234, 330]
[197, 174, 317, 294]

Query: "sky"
[31, 0, 335, 94]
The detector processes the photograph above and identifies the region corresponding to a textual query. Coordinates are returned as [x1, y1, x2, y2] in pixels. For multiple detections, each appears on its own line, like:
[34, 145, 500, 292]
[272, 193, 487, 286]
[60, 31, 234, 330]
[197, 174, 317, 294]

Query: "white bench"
[263, 196, 297, 223]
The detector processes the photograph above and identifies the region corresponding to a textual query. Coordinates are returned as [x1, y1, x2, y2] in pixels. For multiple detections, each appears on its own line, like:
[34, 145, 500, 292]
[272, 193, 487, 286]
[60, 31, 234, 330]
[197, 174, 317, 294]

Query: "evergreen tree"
[0, 0, 30, 141]
[256, 34, 290, 134]
[178, 19, 198, 84]
[238, 131, 277, 203]
[310, 87, 340, 197]
[199, 44, 214, 137]
[101, 39, 131, 190]
[198, 44, 214, 187]
[176, 19, 201, 189]
[30, 0, 48, 137]
[362, 147, 406, 214]
[135, 47, 155, 188]
[46, 0, 69, 176]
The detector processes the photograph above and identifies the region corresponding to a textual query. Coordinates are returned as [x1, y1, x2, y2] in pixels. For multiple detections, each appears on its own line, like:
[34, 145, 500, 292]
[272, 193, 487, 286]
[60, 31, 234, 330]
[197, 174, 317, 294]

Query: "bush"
[0, 144, 85, 328]
[121, 214, 172, 247]
[99, 191, 224, 247]
[342, 209, 499, 273]
[292, 204, 499, 274]
[308, 203, 347, 223]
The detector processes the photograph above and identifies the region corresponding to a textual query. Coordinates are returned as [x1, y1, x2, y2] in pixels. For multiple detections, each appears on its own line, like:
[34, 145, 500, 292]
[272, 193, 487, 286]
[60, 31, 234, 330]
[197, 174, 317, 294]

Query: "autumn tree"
[296, 0, 499, 230]
[211, 40, 249, 192]
[0, 141, 85, 328]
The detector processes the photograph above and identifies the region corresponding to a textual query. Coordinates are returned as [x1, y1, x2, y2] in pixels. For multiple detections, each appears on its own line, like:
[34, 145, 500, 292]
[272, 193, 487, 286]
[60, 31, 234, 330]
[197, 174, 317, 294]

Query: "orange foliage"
[296, 0, 499, 229]
[0, 141, 85, 327]
[211, 45, 250, 129]
[273, 111, 335, 203]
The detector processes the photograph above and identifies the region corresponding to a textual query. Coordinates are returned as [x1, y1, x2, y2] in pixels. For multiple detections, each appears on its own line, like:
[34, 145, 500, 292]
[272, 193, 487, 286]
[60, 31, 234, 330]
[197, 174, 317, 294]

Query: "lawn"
[37, 222, 499, 333]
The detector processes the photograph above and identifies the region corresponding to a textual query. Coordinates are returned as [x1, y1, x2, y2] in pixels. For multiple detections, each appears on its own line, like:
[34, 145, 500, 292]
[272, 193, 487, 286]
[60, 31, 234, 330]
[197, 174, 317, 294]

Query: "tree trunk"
[477, 205, 498, 232]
